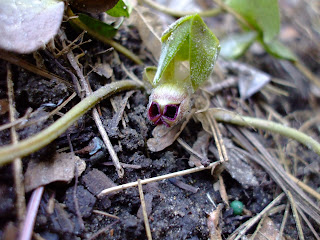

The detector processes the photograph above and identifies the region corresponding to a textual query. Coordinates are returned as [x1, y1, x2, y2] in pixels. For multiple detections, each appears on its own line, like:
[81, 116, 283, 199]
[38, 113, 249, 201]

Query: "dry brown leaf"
[130, 6, 164, 60]
[253, 217, 281, 240]
[189, 130, 211, 167]
[218, 175, 229, 207]
[147, 109, 194, 152]
[25, 152, 86, 192]
[210, 138, 259, 188]
[93, 63, 113, 79]
[0, 99, 9, 115]
[207, 204, 223, 240]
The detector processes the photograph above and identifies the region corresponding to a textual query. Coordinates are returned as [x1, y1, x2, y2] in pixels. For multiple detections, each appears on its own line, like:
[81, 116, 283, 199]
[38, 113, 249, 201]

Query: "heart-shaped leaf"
[226, 0, 280, 44]
[220, 31, 257, 59]
[0, 0, 64, 53]
[153, 14, 220, 92]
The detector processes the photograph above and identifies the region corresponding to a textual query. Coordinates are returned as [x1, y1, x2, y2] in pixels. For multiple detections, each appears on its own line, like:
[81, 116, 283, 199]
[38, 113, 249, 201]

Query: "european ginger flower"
[146, 14, 220, 127]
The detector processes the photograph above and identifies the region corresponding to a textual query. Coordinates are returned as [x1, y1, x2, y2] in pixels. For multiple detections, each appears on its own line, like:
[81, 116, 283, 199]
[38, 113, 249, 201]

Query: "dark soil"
[0, 1, 320, 240]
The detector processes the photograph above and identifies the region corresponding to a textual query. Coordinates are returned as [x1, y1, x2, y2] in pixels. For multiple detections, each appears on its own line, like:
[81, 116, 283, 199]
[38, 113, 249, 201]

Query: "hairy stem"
[206, 108, 320, 157]
[0, 80, 141, 166]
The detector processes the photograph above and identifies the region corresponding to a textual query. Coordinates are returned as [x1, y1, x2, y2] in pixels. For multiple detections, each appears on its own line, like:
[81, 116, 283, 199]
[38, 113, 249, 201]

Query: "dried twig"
[0, 50, 73, 89]
[66, 46, 125, 177]
[230, 193, 285, 240]
[7, 64, 26, 231]
[21, 92, 77, 129]
[279, 203, 290, 239]
[99, 161, 221, 197]
[0, 108, 32, 132]
[206, 113, 228, 163]
[87, 220, 119, 240]
[92, 210, 120, 220]
[287, 172, 320, 201]
[297, 208, 320, 240]
[177, 137, 205, 162]
[138, 179, 152, 240]
[287, 191, 305, 240]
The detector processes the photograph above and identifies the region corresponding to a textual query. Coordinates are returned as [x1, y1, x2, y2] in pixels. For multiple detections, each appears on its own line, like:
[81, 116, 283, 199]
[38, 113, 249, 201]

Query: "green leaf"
[226, 0, 280, 43]
[263, 39, 297, 61]
[106, 0, 130, 18]
[78, 13, 118, 38]
[154, 14, 220, 92]
[143, 66, 158, 85]
[220, 31, 257, 59]
[189, 15, 220, 90]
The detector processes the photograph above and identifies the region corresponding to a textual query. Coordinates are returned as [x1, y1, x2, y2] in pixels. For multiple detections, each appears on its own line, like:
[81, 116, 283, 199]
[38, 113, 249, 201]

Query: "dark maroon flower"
[147, 84, 191, 127]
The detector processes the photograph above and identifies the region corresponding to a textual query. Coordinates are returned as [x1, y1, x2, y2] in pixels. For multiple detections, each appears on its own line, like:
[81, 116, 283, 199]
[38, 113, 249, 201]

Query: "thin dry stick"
[92, 108, 124, 177]
[55, 31, 87, 58]
[92, 210, 120, 220]
[287, 191, 305, 240]
[19, 186, 44, 240]
[233, 193, 285, 240]
[21, 92, 77, 128]
[87, 220, 120, 240]
[0, 108, 32, 132]
[0, 50, 73, 89]
[218, 175, 229, 207]
[99, 161, 221, 197]
[138, 179, 153, 240]
[177, 137, 204, 161]
[66, 50, 124, 177]
[294, 61, 320, 88]
[240, 128, 320, 224]
[299, 113, 320, 133]
[206, 114, 228, 162]
[297, 207, 320, 240]
[212, 116, 229, 162]
[287, 173, 320, 201]
[279, 203, 290, 239]
[7, 64, 26, 230]
[250, 215, 267, 240]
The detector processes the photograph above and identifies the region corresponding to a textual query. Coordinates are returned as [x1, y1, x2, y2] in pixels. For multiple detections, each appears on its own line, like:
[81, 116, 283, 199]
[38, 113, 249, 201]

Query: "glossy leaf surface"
[226, 0, 280, 43]
[78, 13, 118, 38]
[106, 0, 130, 17]
[220, 31, 257, 59]
[153, 14, 220, 92]
[263, 39, 297, 61]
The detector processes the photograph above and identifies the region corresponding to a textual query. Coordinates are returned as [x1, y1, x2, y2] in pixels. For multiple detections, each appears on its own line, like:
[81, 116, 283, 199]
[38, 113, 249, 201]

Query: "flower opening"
[147, 84, 190, 127]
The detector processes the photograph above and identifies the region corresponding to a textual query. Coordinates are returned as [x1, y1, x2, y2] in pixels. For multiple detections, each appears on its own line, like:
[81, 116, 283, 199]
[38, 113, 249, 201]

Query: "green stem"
[141, 0, 222, 18]
[67, 8, 143, 65]
[208, 109, 320, 156]
[0, 80, 141, 166]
